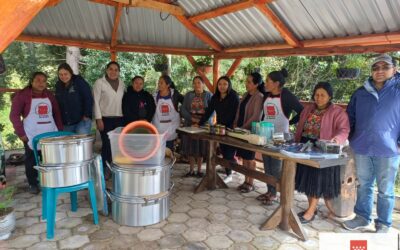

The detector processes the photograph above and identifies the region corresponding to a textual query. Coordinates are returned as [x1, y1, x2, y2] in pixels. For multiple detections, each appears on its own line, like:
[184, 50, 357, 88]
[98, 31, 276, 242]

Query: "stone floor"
[1, 160, 400, 250]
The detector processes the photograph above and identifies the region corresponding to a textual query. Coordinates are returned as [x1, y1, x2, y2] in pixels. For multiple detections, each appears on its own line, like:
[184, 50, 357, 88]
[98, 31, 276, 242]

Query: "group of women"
[10, 61, 350, 225]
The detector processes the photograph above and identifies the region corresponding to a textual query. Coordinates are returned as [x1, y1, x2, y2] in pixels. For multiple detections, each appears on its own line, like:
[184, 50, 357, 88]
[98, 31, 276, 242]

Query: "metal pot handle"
[105, 190, 114, 202]
[143, 182, 174, 204]
[170, 156, 176, 169]
[105, 161, 113, 172]
[33, 165, 49, 172]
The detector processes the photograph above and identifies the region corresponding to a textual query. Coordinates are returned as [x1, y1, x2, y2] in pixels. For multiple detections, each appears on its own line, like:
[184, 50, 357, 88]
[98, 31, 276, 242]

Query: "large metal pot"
[34, 160, 91, 188]
[39, 134, 94, 165]
[106, 185, 173, 227]
[109, 157, 175, 197]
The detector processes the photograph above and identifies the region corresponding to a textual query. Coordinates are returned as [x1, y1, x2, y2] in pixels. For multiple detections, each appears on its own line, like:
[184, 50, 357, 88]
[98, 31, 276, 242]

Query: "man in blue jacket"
[343, 54, 400, 233]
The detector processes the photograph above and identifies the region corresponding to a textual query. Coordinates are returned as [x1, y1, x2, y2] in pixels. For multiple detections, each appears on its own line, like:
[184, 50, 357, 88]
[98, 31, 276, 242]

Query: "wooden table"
[177, 130, 349, 241]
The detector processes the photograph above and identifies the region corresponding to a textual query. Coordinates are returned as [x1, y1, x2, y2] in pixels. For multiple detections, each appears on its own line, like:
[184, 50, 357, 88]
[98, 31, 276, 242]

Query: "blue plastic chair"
[32, 131, 99, 239]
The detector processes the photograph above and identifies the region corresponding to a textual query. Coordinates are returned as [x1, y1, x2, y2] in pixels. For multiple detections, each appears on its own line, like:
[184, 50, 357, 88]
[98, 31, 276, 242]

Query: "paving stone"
[110, 234, 139, 249]
[185, 218, 210, 229]
[168, 213, 190, 223]
[230, 243, 257, 250]
[40, 229, 71, 242]
[247, 214, 267, 225]
[16, 216, 39, 228]
[67, 207, 94, 218]
[245, 205, 267, 214]
[14, 202, 38, 213]
[209, 190, 227, 198]
[208, 213, 230, 223]
[14, 192, 35, 199]
[28, 195, 43, 203]
[82, 242, 112, 250]
[162, 223, 187, 234]
[311, 219, 335, 231]
[89, 229, 116, 242]
[277, 243, 304, 250]
[247, 225, 275, 237]
[191, 194, 211, 202]
[174, 196, 193, 205]
[158, 235, 185, 248]
[209, 197, 228, 204]
[205, 235, 233, 248]
[271, 231, 298, 244]
[27, 241, 57, 250]
[137, 228, 164, 241]
[252, 236, 279, 249]
[14, 211, 25, 219]
[183, 228, 209, 242]
[190, 200, 209, 208]
[7, 235, 40, 248]
[181, 242, 209, 250]
[227, 218, 251, 230]
[243, 198, 263, 206]
[73, 223, 100, 235]
[298, 237, 319, 250]
[59, 235, 90, 249]
[188, 208, 210, 218]
[228, 230, 254, 243]
[207, 223, 231, 235]
[25, 222, 47, 234]
[128, 241, 159, 250]
[56, 217, 82, 229]
[227, 200, 247, 209]
[226, 194, 244, 201]
[146, 220, 167, 229]
[171, 204, 191, 212]
[208, 204, 229, 213]
[102, 218, 121, 229]
[26, 208, 42, 217]
[118, 226, 143, 235]
[228, 209, 249, 219]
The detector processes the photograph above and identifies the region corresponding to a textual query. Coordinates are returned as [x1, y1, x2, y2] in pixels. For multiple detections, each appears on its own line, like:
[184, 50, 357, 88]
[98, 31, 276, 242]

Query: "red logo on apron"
[161, 104, 170, 115]
[38, 104, 48, 115]
[266, 105, 276, 116]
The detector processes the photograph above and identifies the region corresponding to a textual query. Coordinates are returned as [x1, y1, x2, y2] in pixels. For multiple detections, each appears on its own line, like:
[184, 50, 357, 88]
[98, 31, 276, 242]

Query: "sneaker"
[223, 175, 233, 183]
[28, 185, 40, 195]
[342, 215, 370, 231]
[375, 223, 390, 233]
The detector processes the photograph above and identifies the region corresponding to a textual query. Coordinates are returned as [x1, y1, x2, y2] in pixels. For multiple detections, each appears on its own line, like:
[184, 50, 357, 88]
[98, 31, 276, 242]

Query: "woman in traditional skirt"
[181, 76, 213, 177]
[295, 82, 350, 223]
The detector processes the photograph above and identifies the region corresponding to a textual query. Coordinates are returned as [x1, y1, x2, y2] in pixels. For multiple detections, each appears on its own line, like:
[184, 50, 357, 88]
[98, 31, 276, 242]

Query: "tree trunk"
[66, 46, 81, 74]
[162, 54, 172, 76]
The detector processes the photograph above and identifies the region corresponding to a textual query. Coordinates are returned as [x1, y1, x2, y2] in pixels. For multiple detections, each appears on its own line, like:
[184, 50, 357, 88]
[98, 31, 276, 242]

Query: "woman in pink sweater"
[294, 82, 350, 223]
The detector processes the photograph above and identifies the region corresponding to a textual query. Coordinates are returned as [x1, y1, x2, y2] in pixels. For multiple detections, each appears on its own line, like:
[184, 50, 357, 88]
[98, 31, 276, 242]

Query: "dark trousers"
[99, 117, 124, 166]
[220, 144, 236, 176]
[24, 143, 38, 186]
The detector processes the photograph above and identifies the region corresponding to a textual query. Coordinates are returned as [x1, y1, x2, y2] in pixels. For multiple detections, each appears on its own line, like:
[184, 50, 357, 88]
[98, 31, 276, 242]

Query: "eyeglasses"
[372, 65, 393, 72]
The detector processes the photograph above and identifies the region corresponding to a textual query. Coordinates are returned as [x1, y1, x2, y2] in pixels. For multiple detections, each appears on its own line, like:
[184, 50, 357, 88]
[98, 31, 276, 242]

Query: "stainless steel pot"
[106, 184, 173, 227]
[39, 135, 94, 165]
[108, 157, 175, 197]
[91, 155, 108, 215]
[34, 160, 91, 188]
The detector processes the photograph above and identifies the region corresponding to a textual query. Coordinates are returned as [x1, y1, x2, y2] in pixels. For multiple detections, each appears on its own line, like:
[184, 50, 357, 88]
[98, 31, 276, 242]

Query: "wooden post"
[279, 160, 296, 230]
[186, 55, 214, 92]
[213, 57, 220, 92]
[110, 51, 117, 61]
[226, 58, 242, 77]
[0, 0, 49, 53]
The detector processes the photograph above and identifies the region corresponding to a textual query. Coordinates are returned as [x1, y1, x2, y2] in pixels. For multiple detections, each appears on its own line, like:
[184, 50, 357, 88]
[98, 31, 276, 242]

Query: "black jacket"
[55, 75, 93, 125]
[199, 90, 240, 129]
[122, 86, 156, 125]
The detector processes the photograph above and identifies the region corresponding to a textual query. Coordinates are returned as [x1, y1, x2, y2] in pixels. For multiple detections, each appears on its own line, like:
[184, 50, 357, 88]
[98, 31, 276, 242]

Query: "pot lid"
[112, 156, 174, 169]
[40, 134, 95, 144]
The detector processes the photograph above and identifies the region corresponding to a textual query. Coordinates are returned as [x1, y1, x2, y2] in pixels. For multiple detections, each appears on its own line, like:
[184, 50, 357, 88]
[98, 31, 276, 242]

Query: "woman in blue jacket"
[55, 63, 94, 134]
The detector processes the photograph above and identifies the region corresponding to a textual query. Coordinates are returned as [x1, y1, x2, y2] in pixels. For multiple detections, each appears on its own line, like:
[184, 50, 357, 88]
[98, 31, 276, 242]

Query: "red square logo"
[350, 240, 367, 250]
[38, 104, 48, 115]
[266, 105, 276, 116]
[161, 104, 169, 114]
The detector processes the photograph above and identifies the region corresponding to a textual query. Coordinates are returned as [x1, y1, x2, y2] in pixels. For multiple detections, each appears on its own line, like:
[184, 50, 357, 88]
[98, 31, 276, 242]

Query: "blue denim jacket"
[347, 72, 400, 157]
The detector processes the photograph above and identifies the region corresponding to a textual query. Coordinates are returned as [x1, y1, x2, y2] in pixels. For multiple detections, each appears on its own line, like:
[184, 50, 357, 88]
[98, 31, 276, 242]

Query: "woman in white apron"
[257, 68, 303, 205]
[10, 72, 63, 194]
[152, 75, 183, 151]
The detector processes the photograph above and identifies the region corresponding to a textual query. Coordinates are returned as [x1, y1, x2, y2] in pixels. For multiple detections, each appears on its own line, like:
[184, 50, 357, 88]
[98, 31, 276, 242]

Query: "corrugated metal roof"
[119, 7, 208, 48]
[23, 0, 208, 49]
[270, 0, 400, 40]
[178, 0, 239, 16]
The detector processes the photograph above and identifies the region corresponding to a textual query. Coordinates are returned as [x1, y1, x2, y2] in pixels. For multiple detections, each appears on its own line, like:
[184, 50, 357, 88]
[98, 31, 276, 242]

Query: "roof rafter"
[45, 0, 63, 7]
[174, 15, 222, 51]
[254, 3, 302, 47]
[188, 0, 273, 23]
[111, 3, 123, 49]
[111, 0, 184, 15]
[226, 58, 243, 77]
[186, 56, 214, 91]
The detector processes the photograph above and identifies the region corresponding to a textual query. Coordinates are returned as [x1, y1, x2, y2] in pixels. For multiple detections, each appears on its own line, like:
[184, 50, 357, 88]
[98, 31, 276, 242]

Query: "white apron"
[153, 97, 180, 141]
[263, 96, 289, 133]
[23, 97, 58, 149]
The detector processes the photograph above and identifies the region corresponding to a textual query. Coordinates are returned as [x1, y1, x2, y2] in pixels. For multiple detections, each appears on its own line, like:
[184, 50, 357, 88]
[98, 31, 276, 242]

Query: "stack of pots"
[35, 135, 95, 188]
[106, 156, 175, 227]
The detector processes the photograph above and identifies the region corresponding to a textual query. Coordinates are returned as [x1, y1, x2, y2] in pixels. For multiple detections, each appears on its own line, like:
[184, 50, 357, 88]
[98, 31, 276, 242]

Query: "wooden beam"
[112, 0, 185, 16]
[89, 0, 118, 7]
[224, 43, 292, 53]
[0, 0, 49, 53]
[45, 0, 63, 7]
[174, 15, 222, 51]
[116, 44, 213, 55]
[213, 57, 220, 92]
[16, 35, 110, 51]
[186, 56, 214, 92]
[189, 0, 273, 23]
[111, 3, 123, 48]
[226, 58, 243, 77]
[254, 3, 301, 47]
[216, 44, 400, 59]
[0, 88, 20, 93]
